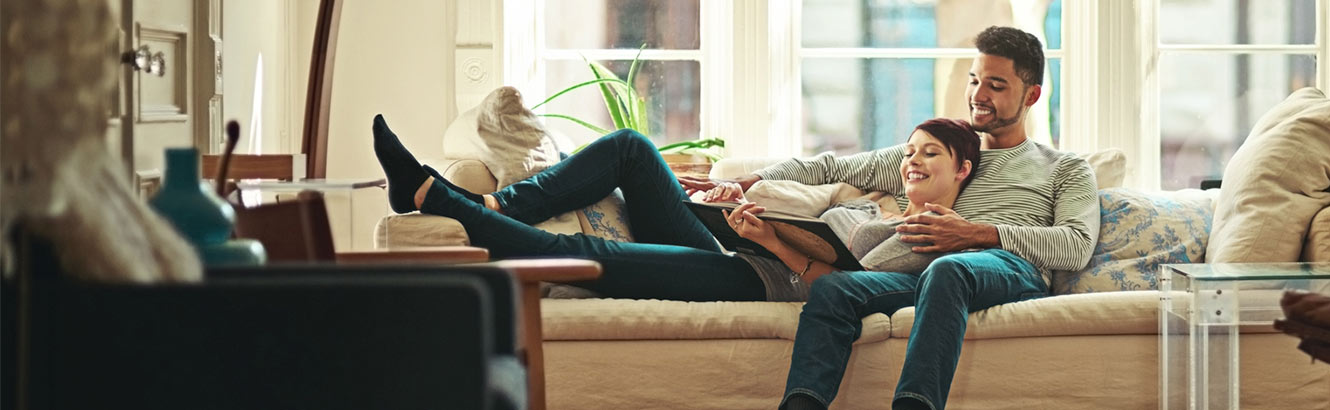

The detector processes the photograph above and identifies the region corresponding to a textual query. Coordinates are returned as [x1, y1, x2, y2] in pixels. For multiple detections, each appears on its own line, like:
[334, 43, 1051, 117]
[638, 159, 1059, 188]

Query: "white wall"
[222, 0, 297, 155]
[324, 0, 456, 250]
[222, 0, 457, 250]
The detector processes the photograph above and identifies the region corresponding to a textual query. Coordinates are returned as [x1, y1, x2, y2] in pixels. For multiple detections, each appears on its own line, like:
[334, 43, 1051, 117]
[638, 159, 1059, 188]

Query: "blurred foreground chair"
[230, 190, 598, 410]
[6, 234, 526, 410]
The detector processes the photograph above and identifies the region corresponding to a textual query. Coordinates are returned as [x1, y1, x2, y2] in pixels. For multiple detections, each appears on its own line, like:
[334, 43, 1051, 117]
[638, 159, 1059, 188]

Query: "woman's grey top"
[741, 199, 943, 302]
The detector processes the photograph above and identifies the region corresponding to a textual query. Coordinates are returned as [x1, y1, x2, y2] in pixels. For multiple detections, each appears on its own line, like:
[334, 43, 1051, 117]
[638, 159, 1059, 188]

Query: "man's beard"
[972, 104, 1026, 134]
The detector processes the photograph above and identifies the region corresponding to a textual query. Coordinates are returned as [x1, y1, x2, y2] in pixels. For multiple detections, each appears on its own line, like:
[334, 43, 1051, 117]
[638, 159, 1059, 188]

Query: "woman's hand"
[722, 202, 777, 246]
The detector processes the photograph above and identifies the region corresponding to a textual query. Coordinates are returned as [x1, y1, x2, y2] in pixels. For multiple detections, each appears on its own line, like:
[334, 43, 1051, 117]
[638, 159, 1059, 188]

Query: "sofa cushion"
[541, 299, 892, 344]
[890, 290, 1278, 340]
[1306, 206, 1330, 261]
[1209, 87, 1330, 262]
[1053, 188, 1217, 294]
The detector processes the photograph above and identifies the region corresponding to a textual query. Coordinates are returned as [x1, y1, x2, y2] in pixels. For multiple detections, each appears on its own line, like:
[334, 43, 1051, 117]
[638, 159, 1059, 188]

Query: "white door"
[111, 0, 221, 195]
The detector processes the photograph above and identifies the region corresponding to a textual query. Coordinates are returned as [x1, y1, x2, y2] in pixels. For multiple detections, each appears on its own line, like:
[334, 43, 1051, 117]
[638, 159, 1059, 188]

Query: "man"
[687, 26, 1099, 410]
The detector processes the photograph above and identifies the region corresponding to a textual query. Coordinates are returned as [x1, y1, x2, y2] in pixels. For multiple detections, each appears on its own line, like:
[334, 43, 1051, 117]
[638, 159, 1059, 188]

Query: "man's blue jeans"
[781, 249, 1047, 410]
[418, 129, 766, 301]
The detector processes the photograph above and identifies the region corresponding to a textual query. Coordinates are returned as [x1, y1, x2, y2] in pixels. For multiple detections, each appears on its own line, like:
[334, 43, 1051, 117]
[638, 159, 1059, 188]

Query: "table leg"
[520, 281, 546, 410]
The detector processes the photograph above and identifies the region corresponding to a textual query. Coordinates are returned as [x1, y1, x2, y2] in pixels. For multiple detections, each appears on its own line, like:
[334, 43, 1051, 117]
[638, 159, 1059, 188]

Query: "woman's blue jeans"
[781, 249, 1048, 410]
[417, 129, 765, 301]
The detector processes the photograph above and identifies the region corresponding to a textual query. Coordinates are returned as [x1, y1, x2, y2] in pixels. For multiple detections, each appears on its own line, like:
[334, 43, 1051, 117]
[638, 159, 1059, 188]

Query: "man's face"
[966, 54, 1039, 135]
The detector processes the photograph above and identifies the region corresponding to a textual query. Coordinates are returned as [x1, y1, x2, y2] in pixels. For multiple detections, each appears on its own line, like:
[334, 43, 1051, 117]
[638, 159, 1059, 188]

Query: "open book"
[684, 201, 864, 271]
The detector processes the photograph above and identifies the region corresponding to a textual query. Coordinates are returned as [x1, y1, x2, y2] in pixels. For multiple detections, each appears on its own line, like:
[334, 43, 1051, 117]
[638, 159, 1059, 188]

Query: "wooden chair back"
[302, 0, 341, 179]
[233, 190, 336, 262]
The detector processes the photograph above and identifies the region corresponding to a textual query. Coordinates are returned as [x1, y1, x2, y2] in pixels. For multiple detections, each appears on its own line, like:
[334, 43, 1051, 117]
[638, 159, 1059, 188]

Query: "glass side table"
[1159, 263, 1330, 410]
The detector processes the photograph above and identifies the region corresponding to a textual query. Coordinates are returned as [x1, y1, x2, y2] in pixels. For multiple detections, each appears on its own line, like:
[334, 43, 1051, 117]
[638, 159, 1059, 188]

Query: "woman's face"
[900, 130, 969, 204]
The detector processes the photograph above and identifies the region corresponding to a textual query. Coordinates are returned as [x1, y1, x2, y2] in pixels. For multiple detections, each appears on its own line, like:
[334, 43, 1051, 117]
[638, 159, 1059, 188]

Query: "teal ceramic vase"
[150, 147, 266, 266]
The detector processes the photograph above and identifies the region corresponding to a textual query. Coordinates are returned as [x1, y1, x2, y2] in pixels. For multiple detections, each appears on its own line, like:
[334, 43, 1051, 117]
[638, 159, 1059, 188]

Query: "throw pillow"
[1052, 188, 1217, 294]
[440, 86, 632, 240]
[1079, 148, 1126, 189]
[697, 180, 903, 218]
[1208, 87, 1330, 262]
[441, 86, 563, 187]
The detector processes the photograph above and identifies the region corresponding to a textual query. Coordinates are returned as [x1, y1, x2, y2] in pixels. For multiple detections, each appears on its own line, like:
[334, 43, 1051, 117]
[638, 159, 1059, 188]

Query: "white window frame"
[487, 0, 1328, 190]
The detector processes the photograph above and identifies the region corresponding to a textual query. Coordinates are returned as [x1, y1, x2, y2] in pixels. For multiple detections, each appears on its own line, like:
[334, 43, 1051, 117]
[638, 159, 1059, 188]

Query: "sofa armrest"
[421, 157, 499, 194]
[375, 213, 471, 248]
[710, 157, 785, 180]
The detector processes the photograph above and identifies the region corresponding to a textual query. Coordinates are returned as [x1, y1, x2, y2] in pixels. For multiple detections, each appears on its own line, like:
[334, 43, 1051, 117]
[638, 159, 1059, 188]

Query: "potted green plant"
[531, 45, 724, 172]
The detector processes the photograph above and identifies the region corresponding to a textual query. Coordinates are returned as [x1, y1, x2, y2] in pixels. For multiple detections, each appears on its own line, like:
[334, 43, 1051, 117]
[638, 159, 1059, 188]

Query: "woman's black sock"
[422, 164, 484, 204]
[371, 114, 427, 213]
[781, 393, 826, 410]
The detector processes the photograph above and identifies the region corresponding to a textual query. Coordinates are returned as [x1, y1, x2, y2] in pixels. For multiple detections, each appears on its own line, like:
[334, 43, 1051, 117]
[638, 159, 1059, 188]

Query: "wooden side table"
[487, 259, 602, 410]
[334, 246, 489, 264]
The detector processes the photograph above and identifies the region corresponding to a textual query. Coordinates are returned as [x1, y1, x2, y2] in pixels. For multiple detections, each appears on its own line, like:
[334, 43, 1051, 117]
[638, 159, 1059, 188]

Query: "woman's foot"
[371, 114, 428, 213]
[423, 164, 484, 204]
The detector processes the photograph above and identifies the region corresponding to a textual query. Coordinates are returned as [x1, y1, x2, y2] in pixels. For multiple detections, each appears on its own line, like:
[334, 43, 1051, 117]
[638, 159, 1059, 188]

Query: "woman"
[371, 114, 979, 302]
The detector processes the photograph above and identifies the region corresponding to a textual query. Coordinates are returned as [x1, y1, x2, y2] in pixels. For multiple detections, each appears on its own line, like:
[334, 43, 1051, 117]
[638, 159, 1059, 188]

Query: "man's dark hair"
[974, 26, 1044, 87]
[914, 118, 981, 190]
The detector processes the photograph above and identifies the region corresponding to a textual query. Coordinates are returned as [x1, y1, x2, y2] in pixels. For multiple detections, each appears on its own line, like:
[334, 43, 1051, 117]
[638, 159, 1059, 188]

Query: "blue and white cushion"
[1053, 188, 1217, 294]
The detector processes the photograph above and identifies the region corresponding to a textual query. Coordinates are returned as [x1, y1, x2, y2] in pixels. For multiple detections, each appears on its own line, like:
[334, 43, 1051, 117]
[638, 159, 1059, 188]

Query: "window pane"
[1160, 0, 1316, 45]
[544, 0, 699, 49]
[801, 0, 1062, 49]
[1159, 54, 1316, 190]
[801, 57, 1062, 156]
[541, 60, 700, 147]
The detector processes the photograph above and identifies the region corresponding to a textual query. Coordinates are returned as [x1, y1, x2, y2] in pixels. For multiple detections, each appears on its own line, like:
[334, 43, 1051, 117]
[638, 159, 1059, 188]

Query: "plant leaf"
[587, 59, 628, 130]
[537, 113, 611, 135]
[590, 61, 638, 131]
[532, 78, 632, 110]
[635, 95, 650, 137]
[658, 138, 725, 152]
[625, 45, 647, 131]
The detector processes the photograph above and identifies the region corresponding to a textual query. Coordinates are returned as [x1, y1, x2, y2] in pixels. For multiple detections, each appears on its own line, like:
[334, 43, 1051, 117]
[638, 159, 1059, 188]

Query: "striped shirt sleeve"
[752, 146, 907, 194]
[993, 157, 1100, 271]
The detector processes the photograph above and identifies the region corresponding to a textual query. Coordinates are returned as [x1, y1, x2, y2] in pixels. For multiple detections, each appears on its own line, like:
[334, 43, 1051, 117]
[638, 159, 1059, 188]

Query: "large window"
[518, 0, 1325, 188]
[800, 0, 1062, 155]
[539, 0, 701, 148]
[1155, 0, 1318, 190]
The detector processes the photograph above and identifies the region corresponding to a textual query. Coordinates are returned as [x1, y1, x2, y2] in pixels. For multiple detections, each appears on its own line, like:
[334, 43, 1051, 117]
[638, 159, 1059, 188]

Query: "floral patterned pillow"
[1052, 188, 1218, 294]
[579, 188, 634, 243]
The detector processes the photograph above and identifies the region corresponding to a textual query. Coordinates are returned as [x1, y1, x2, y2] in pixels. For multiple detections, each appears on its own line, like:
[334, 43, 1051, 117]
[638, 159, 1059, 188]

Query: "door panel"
[136, 25, 189, 122]
[130, 0, 194, 185]
[114, 0, 218, 196]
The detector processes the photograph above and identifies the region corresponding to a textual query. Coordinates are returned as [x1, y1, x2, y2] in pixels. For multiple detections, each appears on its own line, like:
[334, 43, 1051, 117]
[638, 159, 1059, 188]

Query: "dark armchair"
[6, 238, 526, 410]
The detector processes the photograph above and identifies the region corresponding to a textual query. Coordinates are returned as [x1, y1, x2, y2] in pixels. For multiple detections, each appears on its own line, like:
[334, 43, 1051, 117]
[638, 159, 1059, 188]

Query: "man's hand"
[895, 203, 999, 253]
[678, 175, 720, 196]
[679, 174, 763, 201]
[702, 182, 745, 202]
